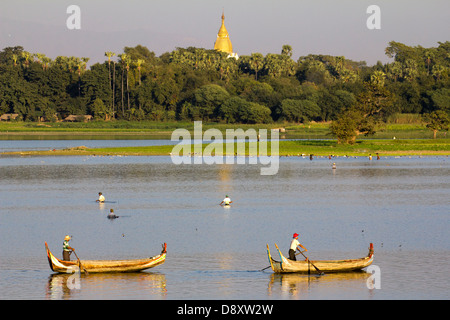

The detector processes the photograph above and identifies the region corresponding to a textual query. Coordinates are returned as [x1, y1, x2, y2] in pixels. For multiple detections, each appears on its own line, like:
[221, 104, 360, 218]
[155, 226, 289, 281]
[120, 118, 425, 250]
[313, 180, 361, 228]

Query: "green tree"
[330, 82, 393, 144]
[430, 88, 450, 114]
[104, 51, 116, 118]
[279, 99, 320, 123]
[403, 59, 419, 81]
[21, 51, 31, 68]
[425, 110, 449, 138]
[249, 53, 264, 80]
[118, 53, 131, 116]
[193, 84, 230, 121]
[370, 70, 386, 87]
[423, 49, 434, 75]
[245, 102, 272, 123]
[91, 98, 107, 120]
[219, 96, 246, 123]
[386, 61, 403, 82]
[329, 109, 361, 144]
[431, 64, 446, 80]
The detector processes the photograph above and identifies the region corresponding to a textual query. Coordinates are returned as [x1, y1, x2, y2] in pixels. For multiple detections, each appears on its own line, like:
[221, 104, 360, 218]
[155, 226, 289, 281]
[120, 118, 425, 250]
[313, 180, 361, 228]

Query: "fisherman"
[220, 195, 232, 206]
[289, 233, 308, 261]
[107, 208, 119, 219]
[96, 192, 105, 203]
[62, 235, 74, 261]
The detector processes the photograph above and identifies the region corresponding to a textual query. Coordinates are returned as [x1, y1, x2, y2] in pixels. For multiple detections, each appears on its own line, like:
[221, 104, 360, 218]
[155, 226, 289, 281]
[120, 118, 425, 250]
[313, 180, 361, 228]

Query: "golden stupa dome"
[214, 13, 233, 54]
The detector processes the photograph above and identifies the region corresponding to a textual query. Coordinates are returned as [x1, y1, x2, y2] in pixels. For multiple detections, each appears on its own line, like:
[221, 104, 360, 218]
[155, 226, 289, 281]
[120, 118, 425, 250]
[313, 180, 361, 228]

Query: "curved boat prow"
[266, 244, 275, 272]
[44, 242, 54, 272]
[368, 243, 374, 258]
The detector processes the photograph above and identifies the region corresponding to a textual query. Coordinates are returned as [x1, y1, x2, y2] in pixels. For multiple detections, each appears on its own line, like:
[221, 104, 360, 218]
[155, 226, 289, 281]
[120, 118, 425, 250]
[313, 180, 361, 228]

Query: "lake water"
[0, 140, 449, 300]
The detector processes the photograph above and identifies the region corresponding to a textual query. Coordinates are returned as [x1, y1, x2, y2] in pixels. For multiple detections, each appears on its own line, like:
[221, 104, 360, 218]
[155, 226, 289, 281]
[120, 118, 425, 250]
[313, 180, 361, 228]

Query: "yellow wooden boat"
[45, 242, 167, 273]
[266, 243, 374, 274]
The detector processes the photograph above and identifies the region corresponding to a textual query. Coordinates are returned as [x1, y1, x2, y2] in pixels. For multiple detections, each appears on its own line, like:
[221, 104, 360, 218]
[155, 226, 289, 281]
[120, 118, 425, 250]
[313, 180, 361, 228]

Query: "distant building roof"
[64, 115, 93, 122]
[0, 113, 19, 121]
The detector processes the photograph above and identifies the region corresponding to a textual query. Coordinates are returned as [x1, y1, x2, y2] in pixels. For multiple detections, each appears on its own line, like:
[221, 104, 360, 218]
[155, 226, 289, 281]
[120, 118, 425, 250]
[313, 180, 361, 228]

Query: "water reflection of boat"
[45, 242, 166, 273]
[267, 272, 371, 297]
[266, 243, 374, 274]
[46, 272, 167, 299]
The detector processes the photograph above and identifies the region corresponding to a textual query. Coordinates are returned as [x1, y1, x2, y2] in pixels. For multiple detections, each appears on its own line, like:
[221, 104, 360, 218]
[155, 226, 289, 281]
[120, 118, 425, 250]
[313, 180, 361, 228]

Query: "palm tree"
[431, 64, 445, 81]
[135, 59, 145, 111]
[124, 56, 131, 111]
[104, 51, 115, 90]
[12, 54, 18, 67]
[105, 51, 116, 118]
[423, 50, 434, 75]
[249, 53, 264, 80]
[112, 58, 116, 119]
[281, 45, 293, 58]
[34, 53, 49, 70]
[370, 70, 386, 87]
[118, 53, 131, 116]
[404, 59, 418, 81]
[42, 56, 51, 71]
[75, 57, 89, 97]
[21, 51, 31, 68]
[136, 59, 144, 86]
[388, 61, 403, 82]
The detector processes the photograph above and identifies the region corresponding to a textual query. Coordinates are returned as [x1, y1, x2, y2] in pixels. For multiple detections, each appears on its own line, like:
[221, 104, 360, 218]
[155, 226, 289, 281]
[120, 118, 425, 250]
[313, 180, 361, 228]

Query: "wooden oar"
[297, 250, 324, 275]
[72, 250, 89, 275]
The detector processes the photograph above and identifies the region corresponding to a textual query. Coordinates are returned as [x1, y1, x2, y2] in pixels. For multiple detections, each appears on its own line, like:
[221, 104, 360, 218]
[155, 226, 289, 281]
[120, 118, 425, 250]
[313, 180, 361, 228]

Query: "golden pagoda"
[214, 12, 238, 59]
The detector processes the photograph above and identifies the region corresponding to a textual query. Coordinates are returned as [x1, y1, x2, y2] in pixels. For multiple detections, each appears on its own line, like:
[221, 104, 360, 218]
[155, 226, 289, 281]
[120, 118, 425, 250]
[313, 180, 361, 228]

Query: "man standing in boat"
[62, 235, 74, 261]
[289, 233, 308, 261]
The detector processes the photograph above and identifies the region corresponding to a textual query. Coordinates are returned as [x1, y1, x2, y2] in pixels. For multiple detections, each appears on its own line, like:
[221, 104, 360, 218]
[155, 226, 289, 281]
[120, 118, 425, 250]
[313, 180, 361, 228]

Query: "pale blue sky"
[0, 0, 449, 66]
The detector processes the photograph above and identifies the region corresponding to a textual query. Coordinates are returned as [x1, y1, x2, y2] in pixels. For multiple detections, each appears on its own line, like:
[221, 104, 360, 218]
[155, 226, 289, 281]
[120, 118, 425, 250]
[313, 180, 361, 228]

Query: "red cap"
[293, 233, 299, 238]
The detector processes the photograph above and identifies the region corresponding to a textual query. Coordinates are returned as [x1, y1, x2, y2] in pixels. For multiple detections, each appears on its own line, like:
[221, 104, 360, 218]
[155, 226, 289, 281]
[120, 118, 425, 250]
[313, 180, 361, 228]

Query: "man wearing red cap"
[289, 233, 307, 261]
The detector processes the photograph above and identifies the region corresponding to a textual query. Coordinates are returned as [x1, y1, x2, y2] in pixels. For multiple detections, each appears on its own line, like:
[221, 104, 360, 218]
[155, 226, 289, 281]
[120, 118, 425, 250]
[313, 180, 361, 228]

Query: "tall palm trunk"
[121, 66, 124, 117]
[112, 61, 116, 118]
[126, 65, 130, 111]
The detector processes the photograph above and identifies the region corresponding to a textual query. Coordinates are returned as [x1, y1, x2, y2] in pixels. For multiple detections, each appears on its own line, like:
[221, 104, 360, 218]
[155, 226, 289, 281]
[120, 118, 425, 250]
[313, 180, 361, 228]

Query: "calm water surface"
[0, 142, 449, 299]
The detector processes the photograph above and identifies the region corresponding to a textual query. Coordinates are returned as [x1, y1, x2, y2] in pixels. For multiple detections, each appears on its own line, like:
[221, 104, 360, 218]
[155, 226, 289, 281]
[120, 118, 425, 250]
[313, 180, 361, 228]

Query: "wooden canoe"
[45, 242, 167, 273]
[266, 243, 374, 274]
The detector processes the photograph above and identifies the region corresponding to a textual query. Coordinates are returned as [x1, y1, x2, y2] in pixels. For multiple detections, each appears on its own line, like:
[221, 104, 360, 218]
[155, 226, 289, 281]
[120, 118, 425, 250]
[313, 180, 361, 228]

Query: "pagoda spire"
[214, 10, 233, 54]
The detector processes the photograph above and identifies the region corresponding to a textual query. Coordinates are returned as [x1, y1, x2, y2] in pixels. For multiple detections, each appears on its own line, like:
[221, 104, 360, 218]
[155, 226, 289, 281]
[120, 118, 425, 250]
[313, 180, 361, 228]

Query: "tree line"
[0, 41, 449, 142]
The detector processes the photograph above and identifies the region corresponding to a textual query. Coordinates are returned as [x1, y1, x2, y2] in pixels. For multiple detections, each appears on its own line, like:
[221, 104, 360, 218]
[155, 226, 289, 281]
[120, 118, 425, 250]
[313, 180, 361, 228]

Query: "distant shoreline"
[2, 139, 449, 157]
[0, 131, 173, 137]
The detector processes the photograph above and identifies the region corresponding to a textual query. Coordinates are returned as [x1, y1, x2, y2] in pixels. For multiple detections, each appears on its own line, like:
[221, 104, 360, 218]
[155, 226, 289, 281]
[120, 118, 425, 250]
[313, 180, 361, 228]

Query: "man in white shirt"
[96, 192, 105, 203]
[220, 195, 232, 206]
[289, 233, 307, 261]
